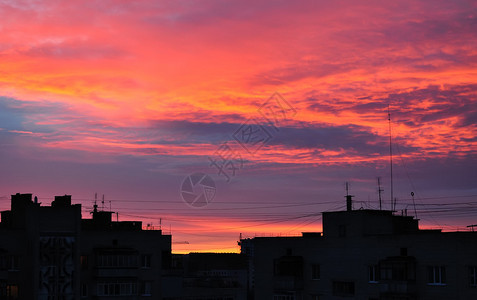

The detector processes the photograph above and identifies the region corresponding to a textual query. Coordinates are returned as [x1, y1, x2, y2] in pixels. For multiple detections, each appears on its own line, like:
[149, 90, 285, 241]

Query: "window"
[379, 260, 415, 281]
[311, 264, 320, 280]
[8, 256, 19, 271]
[273, 257, 303, 277]
[273, 295, 296, 300]
[96, 254, 138, 268]
[97, 281, 137, 296]
[0, 256, 17, 271]
[333, 281, 355, 297]
[0, 256, 7, 270]
[140, 281, 152, 296]
[141, 254, 151, 269]
[80, 255, 88, 270]
[6, 284, 18, 299]
[81, 283, 88, 297]
[368, 265, 378, 283]
[428, 266, 446, 285]
[470, 266, 477, 287]
[162, 251, 172, 269]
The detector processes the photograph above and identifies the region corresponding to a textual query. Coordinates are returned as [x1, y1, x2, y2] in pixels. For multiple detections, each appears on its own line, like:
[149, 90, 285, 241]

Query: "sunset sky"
[0, 0, 476, 253]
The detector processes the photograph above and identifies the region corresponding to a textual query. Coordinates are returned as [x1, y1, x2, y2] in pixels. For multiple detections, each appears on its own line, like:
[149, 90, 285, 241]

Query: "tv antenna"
[411, 192, 418, 219]
[467, 224, 477, 232]
[377, 177, 383, 210]
[93, 193, 98, 213]
[388, 105, 394, 211]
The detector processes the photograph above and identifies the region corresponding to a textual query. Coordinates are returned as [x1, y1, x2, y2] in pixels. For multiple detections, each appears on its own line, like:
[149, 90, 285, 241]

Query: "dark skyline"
[0, 0, 476, 252]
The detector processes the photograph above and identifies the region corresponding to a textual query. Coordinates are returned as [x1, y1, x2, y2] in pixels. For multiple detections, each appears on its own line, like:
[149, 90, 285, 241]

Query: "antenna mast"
[388, 105, 394, 211]
[377, 177, 383, 210]
[411, 192, 418, 219]
[93, 193, 98, 213]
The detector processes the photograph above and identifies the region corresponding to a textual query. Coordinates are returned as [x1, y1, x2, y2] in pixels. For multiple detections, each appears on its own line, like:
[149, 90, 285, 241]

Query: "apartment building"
[241, 197, 477, 300]
[0, 193, 171, 300]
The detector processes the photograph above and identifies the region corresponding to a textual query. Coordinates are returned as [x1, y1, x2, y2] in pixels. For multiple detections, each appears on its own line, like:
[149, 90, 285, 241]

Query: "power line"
[34, 194, 477, 204]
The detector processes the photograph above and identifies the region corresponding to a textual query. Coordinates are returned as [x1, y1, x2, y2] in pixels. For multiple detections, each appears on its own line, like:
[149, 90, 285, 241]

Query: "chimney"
[346, 195, 353, 211]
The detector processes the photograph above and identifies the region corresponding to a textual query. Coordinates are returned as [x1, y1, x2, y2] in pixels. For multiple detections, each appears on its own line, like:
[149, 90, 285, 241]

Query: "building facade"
[4, 192, 477, 299]
[0, 193, 171, 300]
[241, 204, 477, 300]
[163, 253, 248, 300]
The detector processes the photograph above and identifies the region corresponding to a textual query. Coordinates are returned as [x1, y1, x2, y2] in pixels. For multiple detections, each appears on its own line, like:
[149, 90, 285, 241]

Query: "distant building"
[240, 197, 477, 300]
[0, 193, 171, 300]
[163, 252, 248, 300]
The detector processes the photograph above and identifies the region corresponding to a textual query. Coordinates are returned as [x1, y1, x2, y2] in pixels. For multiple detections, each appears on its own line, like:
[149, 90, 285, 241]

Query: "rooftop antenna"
[411, 192, 418, 219]
[345, 182, 354, 211]
[377, 177, 383, 210]
[102, 194, 105, 211]
[109, 200, 112, 212]
[388, 105, 394, 211]
[93, 193, 98, 213]
[467, 224, 477, 232]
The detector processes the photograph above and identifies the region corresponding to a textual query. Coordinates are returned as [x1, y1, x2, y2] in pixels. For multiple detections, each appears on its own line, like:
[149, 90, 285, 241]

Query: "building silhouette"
[163, 253, 248, 299]
[2, 192, 477, 299]
[0, 193, 171, 299]
[240, 197, 477, 300]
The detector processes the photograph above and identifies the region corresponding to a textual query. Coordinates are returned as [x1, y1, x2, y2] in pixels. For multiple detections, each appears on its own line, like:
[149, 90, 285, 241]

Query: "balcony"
[273, 275, 304, 291]
[379, 280, 416, 296]
[95, 267, 139, 277]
